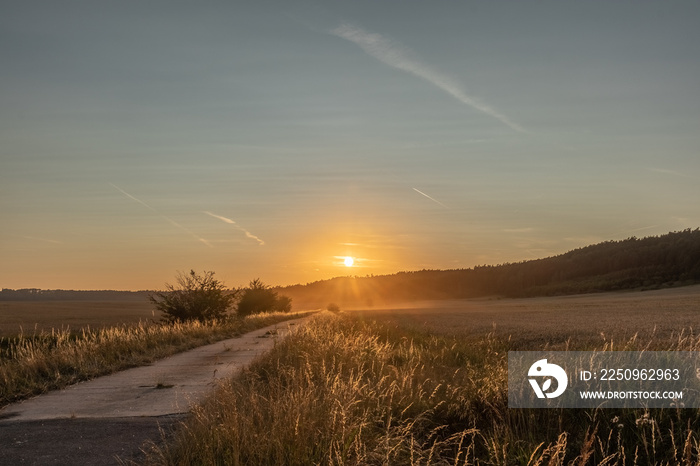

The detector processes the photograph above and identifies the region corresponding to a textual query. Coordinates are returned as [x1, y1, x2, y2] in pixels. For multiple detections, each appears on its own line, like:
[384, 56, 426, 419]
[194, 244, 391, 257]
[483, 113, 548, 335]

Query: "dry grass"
[141, 299, 700, 465]
[0, 311, 314, 407]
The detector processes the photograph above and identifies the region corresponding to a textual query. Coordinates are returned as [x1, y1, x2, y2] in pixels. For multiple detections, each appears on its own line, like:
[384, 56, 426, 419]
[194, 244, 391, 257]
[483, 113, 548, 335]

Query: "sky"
[2, 1, 699, 290]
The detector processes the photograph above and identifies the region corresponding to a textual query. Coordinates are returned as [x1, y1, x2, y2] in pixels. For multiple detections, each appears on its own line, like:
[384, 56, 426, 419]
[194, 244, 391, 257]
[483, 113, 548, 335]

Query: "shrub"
[236, 279, 292, 316]
[275, 295, 292, 313]
[326, 303, 341, 313]
[149, 270, 237, 323]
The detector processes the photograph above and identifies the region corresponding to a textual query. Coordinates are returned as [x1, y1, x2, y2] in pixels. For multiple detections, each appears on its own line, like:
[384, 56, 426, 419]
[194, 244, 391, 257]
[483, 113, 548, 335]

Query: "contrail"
[202, 211, 235, 224]
[23, 236, 62, 244]
[109, 183, 157, 212]
[330, 23, 526, 133]
[110, 183, 212, 247]
[412, 188, 448, 208]
[203, 211, 265, 246]
[646, 167, 697, 179]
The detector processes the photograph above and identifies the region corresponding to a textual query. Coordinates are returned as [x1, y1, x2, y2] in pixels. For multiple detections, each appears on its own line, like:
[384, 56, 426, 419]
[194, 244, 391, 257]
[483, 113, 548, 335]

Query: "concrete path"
[0, 316, 311, 464]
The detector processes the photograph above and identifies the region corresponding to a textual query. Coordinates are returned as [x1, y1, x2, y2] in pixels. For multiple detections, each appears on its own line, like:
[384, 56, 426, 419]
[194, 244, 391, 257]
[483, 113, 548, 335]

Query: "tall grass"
[143, 313, 700, 465]
[0, 311, 313, 407]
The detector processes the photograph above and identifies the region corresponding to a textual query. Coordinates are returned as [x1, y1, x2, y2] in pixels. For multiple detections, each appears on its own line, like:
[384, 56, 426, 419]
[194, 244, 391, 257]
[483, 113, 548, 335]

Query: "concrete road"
[0, 316, 311, 464]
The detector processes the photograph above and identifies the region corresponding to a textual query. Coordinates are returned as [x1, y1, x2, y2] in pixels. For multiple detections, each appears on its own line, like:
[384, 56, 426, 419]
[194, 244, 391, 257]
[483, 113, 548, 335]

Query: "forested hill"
[4, 229, 699, 305]
[281, 229, 700, 306]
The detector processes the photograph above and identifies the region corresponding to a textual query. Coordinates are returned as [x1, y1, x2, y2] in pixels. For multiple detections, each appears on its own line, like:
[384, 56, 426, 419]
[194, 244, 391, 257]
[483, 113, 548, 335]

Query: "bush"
[149, 270, 237, 323]
[326, 303, 341, 313]
[237, 279, 292, 316]
[275, 295, 292, 313]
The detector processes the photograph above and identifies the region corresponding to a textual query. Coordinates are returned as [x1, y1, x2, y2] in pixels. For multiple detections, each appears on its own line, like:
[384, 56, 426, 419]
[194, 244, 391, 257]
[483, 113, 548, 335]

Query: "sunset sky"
[2, 1, 699, 290]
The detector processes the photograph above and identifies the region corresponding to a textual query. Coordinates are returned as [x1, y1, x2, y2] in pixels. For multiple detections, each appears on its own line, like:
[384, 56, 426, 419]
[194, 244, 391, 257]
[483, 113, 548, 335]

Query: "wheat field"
[0, 300, 156, 337]
[142, 287, 700, 465]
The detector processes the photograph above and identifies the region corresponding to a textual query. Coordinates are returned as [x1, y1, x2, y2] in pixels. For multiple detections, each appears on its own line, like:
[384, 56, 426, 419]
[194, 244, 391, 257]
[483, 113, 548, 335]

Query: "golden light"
[344, 256, 355, 267]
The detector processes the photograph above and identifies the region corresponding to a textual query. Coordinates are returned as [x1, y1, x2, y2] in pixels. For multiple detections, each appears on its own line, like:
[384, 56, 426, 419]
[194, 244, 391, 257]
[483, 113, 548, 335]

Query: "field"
[3, 286, 698, 341]
[0, 300, 156, 337]
[346, 285, 700, 348]
[0, 299, 315, 407]
[3, 288, 700, 464]
[142, 286, 700, 465]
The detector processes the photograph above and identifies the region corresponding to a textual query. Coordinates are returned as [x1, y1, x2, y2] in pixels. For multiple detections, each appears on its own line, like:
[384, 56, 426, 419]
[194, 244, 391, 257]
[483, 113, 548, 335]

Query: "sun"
[344, 256, 355, 267]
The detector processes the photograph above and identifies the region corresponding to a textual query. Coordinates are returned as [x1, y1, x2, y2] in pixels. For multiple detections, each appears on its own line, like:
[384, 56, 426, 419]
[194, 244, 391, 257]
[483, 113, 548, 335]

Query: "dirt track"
[0, 317, 310, 465]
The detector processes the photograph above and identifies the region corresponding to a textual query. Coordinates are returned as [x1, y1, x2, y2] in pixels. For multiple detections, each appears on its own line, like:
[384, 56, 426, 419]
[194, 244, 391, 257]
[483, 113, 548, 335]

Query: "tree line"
[0, 289, 151, 301]
[281, 229, 700, 306]
[1, 272, 292, 324]
[5, 229, 699, 308]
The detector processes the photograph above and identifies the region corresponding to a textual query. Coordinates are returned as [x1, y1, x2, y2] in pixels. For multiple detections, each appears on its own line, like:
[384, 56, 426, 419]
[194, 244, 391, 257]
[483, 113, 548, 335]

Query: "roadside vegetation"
[143, 312, 700, 465]
[237, 278, 293, 316]
[149, 271, 290, 323]
[0, 270, 307, 408]
[0, 311, 312, 408]
[149, 270, 238, 323]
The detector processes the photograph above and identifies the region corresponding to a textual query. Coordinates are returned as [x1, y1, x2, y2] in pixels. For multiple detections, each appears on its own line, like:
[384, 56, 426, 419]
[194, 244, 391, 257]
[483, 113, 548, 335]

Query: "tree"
[149, 270, 237, 323]
[236, 279, 292, 316]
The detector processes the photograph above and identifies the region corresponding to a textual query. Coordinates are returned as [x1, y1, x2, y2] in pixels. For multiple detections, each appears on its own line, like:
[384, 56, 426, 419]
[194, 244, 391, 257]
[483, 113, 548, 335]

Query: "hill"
[4, 229, 699, 307]
[280, 229, 700, 307]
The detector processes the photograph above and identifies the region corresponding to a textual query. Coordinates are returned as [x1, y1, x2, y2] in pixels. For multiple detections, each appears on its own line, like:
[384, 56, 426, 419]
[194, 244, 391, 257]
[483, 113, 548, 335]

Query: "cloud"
[202, 211, 236, 224]
[412, 188, 448, 208]
[203, 211, 265, 246]
[607, 225, 659, 238]
[330, 23, 526, 133]
[110, 183, 212, 247]
[242, 230, 265, 246]
[23, 236, 62, 244]
[198, 238, 214, 248]
[109, 183, 157, 212]
[645, 167, 697, 179]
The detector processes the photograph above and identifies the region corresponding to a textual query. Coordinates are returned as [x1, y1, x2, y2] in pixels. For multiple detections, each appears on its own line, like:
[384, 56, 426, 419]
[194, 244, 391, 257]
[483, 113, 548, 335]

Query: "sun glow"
[344, 256, 355, 267]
